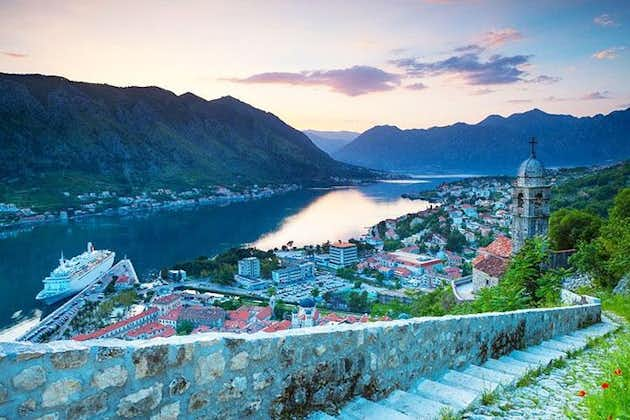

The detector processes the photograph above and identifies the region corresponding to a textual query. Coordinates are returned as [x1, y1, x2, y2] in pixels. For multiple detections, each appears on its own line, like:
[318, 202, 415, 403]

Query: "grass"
[480, 389, 497, 405]
[580, 292, 630, 419]
[439, 407, 462, 420]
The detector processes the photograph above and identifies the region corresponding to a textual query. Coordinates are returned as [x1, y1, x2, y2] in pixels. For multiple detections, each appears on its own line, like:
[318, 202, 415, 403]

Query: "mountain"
[0, 73, 375, 201]
[334, 108, 630, 174]
[303, 130, 359, 155]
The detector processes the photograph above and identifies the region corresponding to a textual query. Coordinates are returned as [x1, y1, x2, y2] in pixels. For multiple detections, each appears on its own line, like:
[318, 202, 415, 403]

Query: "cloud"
[405, 82, 427, 90]
[525, 75, 561, 84]
[1, 51, 27, 58]
[453, 44, 485, 54]
[391, 52, 530, 85]
[592, 46, 626, 60]
[581, 91, 611, 100]
[225, 65, 402, 96]
[594, 14, 618, 27]
[471, 88, 494, 95]
[545, 96, 570, 102]
[481, 28, 524, 48]
[507, 99, 532, 104]
[390, 48, 408, 55]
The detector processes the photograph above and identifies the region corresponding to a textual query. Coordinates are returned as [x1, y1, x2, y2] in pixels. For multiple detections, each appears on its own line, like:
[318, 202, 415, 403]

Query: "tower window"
[517, 192, 524, 208]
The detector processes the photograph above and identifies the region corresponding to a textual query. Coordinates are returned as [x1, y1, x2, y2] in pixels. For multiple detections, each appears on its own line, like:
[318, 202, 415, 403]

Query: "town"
[0, 183, 299, 228]
[20, 171, 531, 342]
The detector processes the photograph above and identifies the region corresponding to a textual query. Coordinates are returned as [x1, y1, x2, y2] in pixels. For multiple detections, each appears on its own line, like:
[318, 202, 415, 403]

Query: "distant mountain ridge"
[334, 108, 630, 174]
[303, 130, 359, 155]
[0, 73, 374, 196]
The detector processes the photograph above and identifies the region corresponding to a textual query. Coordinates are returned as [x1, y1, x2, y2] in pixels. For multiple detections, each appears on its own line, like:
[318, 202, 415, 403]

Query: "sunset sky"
[1, 0, 629, 131]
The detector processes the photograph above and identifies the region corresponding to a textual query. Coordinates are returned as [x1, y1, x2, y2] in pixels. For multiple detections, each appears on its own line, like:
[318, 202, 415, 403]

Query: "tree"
[446, 229, 467, 253]
[571, 188, 630, 289]
[160, 268, 169, 280]
[347, 290, 370, 312]
[176, 320, 194, 335]
[549, 208, 602, 250]
[353, 280, 362, 289]
[383, 239, 403, 251]
[214, 263, 235, 285]
[267, 286, 277, 296]
[311, 287, 320, 298]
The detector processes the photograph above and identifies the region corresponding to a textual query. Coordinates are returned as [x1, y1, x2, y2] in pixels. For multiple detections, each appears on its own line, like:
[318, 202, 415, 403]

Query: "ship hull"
[36, 253, 115, 304]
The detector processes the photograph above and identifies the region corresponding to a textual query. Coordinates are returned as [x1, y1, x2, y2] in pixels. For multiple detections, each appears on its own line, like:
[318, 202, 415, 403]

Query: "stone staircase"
[309, 319, 618, 420]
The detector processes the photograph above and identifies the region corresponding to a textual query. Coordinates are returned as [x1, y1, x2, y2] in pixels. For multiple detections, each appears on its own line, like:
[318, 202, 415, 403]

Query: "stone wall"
[0, 304, 600, 419]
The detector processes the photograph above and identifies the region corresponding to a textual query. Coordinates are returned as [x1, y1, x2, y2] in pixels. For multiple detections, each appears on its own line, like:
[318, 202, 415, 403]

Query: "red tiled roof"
[126, 321, 171, 338]
[485, 236, 512, 258]
[255, 306, 273, 321]
[73, 307, 158, 341]
[115, 274, 131, 284]
[154, 294, 181, 304]
[159, 306, 183, 321]
[228, 309, 250, 322]
[474, 255, 509, 278]
[262, 320, 291, 332]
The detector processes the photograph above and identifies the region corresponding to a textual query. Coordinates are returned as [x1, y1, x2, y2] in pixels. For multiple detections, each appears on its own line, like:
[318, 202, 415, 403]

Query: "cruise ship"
[36, 242, 115, 304]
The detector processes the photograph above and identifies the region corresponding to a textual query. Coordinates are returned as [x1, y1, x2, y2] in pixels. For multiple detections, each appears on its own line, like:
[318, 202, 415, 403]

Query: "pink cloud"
[592, 46, 626, 60]
[1, 51, 27, 58]
[481, 28, 524, 48]
[226, 66, 402, 96]
[581, 91, 611, 100]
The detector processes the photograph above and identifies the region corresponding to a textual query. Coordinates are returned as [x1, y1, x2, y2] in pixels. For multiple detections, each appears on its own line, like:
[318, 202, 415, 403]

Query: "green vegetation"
[549, 208, 602, 250]
[97, 290, 139, 318]
[346, 290, 370, 313]
[176, 320, 194, 335]
[383, 239, 403, 251]
[446, 228, 467, 253]
[172, 247, 279, 285]
[480, 389, 497, 405]
[570, 188, 630, 289]
[550, 161, 629, 217]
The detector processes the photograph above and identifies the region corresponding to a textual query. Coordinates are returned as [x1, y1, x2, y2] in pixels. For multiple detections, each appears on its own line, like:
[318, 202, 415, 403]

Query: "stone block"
[42, 378, 81, 408]
[195, 351, 225, 384]
[133, 345, 168, 379]
[13, 365, 46, 391]
[92, 364, 128, 389]
[117, 383, 163, 418]
[50, 349, 88, 369]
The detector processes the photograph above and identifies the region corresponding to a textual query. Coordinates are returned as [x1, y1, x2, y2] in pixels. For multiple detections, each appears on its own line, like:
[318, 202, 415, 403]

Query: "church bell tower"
[511, 138, 551, 254]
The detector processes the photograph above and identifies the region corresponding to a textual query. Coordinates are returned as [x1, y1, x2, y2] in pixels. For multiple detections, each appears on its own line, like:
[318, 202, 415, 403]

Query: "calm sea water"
[0, 178, 458, 329]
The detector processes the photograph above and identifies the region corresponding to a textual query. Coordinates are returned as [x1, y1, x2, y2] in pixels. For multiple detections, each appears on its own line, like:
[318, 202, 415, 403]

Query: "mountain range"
[302, 130, 358, 155]
[0, 73, 375, 201]
[334, 108, 630, 174]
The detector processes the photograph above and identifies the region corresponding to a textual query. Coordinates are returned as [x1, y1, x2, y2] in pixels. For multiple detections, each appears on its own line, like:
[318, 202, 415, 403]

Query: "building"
[167, 269, 187, 282]
[272, 262, 315, 286]
[511, 138, 551, 254]
[237, 257, 261, 278]
[472, 236, 512, 292]
[329, 242, 358, 269]
[179, 306, 225, 328]
[291, 298, 319, 328]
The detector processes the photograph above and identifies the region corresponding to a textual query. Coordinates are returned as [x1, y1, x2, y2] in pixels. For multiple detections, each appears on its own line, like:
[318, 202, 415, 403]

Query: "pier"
[18, 259, 138, 343]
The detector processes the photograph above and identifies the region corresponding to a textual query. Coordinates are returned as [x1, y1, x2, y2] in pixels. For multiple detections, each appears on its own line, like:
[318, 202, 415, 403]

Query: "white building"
[329, 242, 358, 269]
[272, 262, 315, 286]
[237, 257, 261, 278]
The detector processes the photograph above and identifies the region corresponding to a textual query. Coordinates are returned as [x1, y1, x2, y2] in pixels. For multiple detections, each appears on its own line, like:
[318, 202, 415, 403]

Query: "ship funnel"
[59, 251, 65, 265]
[87, 242, 94, 252]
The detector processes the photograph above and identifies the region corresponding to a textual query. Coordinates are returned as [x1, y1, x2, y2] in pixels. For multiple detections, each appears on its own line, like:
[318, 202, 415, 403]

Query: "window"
[517, 192, 524, 208]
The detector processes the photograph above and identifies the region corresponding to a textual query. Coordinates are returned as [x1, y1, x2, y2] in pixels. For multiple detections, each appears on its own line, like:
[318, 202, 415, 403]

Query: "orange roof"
[255, 306, 273, 320]
[227, 309, 250, 322]
[262, 320, 291, 332]
[485, 236, 512, 258]
[159, 306, 183, 321]
[475, 254, 509, 278]
[126, 321, 172, 338]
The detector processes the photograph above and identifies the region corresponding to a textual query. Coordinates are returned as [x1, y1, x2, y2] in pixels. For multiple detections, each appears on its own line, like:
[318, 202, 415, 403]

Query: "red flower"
[577, 390, 587, 397]
[614, 368, 622, 376]
[601, 382, 610, 390]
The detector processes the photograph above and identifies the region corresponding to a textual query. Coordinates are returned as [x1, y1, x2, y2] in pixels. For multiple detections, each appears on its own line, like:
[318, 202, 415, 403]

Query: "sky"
[1, 0, 629, 132]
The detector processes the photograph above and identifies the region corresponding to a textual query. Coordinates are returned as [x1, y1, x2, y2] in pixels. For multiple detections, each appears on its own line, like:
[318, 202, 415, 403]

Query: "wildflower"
[577, 390, 587, 397]
[613, 368, 622, 376]
[601, 382, 609, 390]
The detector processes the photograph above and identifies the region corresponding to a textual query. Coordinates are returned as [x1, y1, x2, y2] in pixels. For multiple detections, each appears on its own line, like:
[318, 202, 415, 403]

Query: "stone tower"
[511, 138, 551, 254]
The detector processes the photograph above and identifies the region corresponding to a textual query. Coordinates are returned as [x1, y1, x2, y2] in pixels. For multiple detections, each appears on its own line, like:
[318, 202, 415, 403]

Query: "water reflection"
[254, 188, 430, 249]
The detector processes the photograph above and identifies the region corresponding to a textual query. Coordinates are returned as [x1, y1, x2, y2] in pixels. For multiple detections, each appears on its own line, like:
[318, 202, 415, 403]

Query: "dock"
[18, 259, 138, 343]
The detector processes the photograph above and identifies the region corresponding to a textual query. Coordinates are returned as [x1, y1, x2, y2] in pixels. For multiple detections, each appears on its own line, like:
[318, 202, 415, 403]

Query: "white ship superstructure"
[36, 242, 115, 304]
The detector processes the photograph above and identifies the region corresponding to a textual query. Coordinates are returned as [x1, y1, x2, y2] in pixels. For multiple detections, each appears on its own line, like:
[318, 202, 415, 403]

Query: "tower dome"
[516, 137, 545, 187]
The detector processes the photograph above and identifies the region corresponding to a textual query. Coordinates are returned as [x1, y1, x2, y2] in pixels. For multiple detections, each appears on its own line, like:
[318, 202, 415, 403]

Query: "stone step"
[462, 364, 518, 387]
[483, 358, 530, 377]
[412, 379, 479, 410]
[380, 390, 451, 420]
[508, 350, 554, 367]
[337, 397, 414, 420]
[524, 345, 567, 360]
[307, 412, 337, 420]
[555, 335, 586, 347]
[538, 338, 578, 353]
[498, 355, 537, 370]
[439, 369, 500, 394]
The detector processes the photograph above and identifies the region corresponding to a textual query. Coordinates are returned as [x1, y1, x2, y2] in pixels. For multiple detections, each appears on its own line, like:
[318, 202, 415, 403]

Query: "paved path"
[465, 314, 626, 419]
[309, 319, 618, 420]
